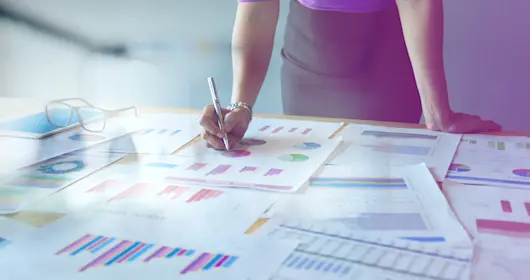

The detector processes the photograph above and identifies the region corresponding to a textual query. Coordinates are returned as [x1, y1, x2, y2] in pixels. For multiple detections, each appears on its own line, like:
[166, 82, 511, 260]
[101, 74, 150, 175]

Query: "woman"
[199, 0, 501, 150]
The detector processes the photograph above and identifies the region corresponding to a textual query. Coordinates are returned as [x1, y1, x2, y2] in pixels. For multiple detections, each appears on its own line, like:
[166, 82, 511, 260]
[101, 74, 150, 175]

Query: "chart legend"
[310, 177, 408, 189]
[54, 234, 237, 275]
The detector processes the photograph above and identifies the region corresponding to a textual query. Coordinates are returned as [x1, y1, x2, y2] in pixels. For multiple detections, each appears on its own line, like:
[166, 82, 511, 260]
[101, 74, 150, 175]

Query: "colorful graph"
[281, 251, 352, 276]
[449, 164, 471, 172]
[258, 125, 312, 135]
[365, 144, 431, 156]
[38, 160, 85, 174]
[108, 183, 155, 201]
[330, 213, 427, 231]
[240, 166, 257, 173]
[68, 133, 106, 142]
[187, 162, 207, 171]
[278, 154, 309, 162]
[186, 189, 223, 203]
[361, 130, 438, 140]
[310, 177, 408, 189]
[222, 150, 251, 158]
[8, 173, 71, 188]
[293, 142, 321, 150]
[0, 237, 11, 249]
[476, 219, 530, 238]
[55, 234, 238, 275]
[264, 168, 283, 176]
[206, 165, 231, 175]
[157, 185, 189, 200]
[145, 162, 178, 169]
[86, 180, 125, 193]
[139, 129, 181, 136]
[239, 138, 266, 146]
[501, 200, 513, 213]
[512, 169, 530, 178]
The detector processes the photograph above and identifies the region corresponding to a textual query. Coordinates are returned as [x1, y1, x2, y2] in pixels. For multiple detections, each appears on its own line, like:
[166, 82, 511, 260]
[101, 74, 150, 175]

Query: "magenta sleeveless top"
[238, 0, 395, 13]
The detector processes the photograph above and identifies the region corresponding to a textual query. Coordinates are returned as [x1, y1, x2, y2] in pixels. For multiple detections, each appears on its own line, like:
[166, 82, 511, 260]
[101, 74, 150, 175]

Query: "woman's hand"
[425, 110, 502, 133]
[199, 105, 251, 150]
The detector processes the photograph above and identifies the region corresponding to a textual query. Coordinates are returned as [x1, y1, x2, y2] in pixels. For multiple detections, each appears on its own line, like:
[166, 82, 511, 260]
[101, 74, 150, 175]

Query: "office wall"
[444, 0, 530, 131]
[1, 1, 529, 130]
[0, 18, 163, 108]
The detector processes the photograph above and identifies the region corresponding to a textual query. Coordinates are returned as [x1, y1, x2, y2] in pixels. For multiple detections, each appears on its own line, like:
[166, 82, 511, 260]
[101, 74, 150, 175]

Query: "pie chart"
[68, 133, 106, 142]
[294, 142, 321, 150]
[38, 160, 85, 174]
[279, 154, 309, 162]
[449, 164, 471, 172]
[222, 150, 251, 158]
[512, 169, 530, 178]
[239, 138, 267, 146]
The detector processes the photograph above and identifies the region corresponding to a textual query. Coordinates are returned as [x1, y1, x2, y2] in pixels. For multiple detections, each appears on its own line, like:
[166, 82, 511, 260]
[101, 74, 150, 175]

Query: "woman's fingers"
[199, 105, 225, 138]
[202, 130, 226, 150]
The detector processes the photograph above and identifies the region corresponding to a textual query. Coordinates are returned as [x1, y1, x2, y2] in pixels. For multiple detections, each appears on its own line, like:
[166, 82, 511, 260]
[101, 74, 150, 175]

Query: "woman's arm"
[231, 1, 280, 107]
[395, 0, 452, 129]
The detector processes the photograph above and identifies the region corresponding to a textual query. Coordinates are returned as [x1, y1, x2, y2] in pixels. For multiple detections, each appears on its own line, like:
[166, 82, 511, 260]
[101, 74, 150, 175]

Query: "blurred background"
[0, 0, 529, 130]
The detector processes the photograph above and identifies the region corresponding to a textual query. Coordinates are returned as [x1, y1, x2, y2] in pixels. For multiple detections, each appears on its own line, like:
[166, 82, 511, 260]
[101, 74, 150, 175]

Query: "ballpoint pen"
[207, 77, 230, 151]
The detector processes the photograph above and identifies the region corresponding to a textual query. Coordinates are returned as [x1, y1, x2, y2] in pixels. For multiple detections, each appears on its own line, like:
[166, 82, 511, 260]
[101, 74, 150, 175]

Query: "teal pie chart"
[294, 142, 321, 150]
[279, 154, 309, 162]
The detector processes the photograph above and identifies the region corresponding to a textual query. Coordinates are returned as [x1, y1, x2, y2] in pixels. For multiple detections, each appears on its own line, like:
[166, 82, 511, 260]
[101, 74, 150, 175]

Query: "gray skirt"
[281, 0, 422, 123]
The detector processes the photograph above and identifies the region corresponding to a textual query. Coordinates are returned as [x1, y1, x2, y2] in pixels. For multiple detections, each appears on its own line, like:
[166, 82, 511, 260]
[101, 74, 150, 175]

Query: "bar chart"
[186, 189, 223, 203]
[271, 223, 472, 280]
[55, 233, 237, 275]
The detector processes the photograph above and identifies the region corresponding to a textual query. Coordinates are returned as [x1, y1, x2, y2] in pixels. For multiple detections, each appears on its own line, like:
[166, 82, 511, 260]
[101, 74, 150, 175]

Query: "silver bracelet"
[228, 101, 253, 121]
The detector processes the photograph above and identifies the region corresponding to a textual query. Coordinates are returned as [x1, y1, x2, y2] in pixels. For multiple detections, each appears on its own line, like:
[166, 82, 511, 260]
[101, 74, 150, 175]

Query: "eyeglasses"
[45, 98, 137, 132]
